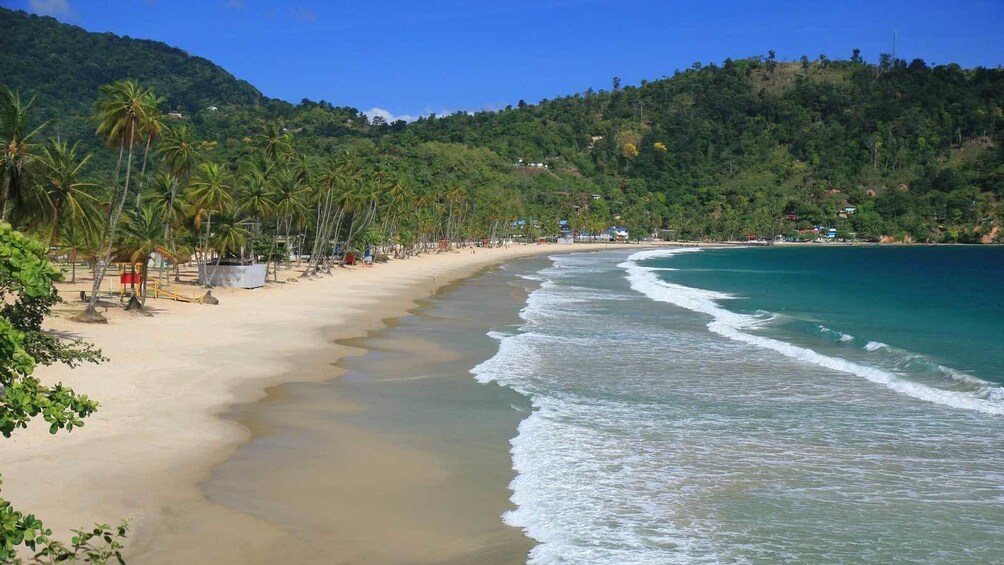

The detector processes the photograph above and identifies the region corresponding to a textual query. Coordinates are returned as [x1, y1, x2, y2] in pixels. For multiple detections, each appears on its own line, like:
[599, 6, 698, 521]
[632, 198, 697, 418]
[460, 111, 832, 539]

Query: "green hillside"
[2, 6, 1003, 243]
[0, 8, 264, 113]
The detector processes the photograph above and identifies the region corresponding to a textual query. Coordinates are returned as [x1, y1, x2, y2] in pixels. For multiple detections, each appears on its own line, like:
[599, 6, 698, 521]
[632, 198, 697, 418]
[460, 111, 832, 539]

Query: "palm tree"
[238, 169, 274, 261]
[209, 212, 251, 262]
[0, 86, 46, 221]
[268, 166, 306, 274]
[187, 162, 233, 282]
[119, 205, 175, 306]
[55, 222, 102, 284]
[157, 124, 199, 238]
[147, 171, 189, 281]
[31, 139, 99, 247]
[258, 121, 293, 164]
[147, 172, 185, 227]
[82, 80, 162, 321]
[302, 153, 354, 275]
[134, 90, 166, 206]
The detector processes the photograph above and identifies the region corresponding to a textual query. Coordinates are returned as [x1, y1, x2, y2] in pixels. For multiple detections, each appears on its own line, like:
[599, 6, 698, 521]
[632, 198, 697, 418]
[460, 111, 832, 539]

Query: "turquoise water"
[665, 246, 1004, 388]
[476, 247, 1004, 563]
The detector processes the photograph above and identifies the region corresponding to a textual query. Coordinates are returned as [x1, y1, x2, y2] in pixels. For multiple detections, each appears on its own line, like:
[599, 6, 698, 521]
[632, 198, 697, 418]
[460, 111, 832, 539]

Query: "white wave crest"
[622, 250, 1004, 416]
[818, 324, 856, 342]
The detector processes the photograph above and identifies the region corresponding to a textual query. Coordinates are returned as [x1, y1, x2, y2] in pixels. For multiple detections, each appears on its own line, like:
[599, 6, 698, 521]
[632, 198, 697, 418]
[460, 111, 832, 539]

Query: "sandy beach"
[0, 242, 640, 563]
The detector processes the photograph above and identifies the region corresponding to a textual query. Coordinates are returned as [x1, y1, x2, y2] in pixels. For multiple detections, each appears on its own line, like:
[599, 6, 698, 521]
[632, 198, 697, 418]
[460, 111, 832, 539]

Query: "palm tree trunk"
[304, 184, 336, 275]
[88, 124, 134, 310]
[48, 201, 64, 249]
[135, 135, 153, 208]
[164, 176, 178, 242]
[140, 257, 149, 307]
[203, 211, 213, 287]
[284, 215, 292, 270]
[0, 175, 11, 221]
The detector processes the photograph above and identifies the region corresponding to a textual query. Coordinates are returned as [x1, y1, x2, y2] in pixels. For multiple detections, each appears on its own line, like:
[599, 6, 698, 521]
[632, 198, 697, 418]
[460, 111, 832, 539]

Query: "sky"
[4, 0, 1003, 122]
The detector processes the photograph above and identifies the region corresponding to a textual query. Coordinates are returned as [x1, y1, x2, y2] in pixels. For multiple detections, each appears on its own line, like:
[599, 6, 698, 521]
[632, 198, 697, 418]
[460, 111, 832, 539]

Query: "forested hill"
[405, 56, 1004, 242]
[0, 8, 267, 130]
[2, 6, 1003, 243]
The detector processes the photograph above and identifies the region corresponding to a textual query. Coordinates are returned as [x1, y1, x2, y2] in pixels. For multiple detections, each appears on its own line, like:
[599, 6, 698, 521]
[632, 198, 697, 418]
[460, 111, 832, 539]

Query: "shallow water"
[475, 248, 1004, 564]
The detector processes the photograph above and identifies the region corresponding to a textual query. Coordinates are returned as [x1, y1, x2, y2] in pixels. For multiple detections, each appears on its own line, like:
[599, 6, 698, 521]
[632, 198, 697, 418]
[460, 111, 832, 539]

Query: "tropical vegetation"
[0, 221, 128, 563]
[2, 7, 1002, 254]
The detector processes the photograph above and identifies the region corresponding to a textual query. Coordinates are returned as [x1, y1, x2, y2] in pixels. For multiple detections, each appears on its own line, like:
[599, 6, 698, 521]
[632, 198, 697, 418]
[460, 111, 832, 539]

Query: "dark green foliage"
[0, 222, 105, 437]
[2, 5, 1002, 241]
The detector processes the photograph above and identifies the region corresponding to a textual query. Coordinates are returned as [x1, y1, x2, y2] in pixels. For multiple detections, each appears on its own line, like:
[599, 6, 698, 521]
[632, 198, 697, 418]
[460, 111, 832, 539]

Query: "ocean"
[476, 246, 1004, 564]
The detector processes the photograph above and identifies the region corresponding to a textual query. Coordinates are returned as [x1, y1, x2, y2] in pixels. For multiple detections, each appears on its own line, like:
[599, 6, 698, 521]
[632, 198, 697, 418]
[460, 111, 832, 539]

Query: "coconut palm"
[187, 162, 233, 277]
[238, 169, 274, 249]
[147, 172, 185, 226]
[209, 212, 251, 262]
[268, 166, 307, 271]
[0, 86, 46, 221]
[258, 121, 293, 164]
[134, 90, 166, 206]
[146, 171, 190, 281]
[30, 139, 99, 247]
[119, 205, 175, 306]
[157, 124, 198, 239]
[55, 222, 102, 284]
[301, 153, 354, 274]
[83, 80, 162, 320]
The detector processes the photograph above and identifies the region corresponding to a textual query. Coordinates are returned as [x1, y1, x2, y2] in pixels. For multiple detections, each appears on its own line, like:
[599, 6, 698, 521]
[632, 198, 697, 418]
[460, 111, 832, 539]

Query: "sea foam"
[621, 249, 1004, 416]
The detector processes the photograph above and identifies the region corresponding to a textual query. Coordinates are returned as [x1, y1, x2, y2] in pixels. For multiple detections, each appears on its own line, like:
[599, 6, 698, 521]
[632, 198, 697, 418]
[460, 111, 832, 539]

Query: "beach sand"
[0, 242, 636, 563]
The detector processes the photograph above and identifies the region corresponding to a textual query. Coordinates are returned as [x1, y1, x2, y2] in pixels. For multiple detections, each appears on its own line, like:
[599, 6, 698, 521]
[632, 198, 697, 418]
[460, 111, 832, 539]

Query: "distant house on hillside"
[606, 227, 629, 241]
[514, 158, 548, 169]
[167, 111, 183, 119]
[837, 206, 858, 218]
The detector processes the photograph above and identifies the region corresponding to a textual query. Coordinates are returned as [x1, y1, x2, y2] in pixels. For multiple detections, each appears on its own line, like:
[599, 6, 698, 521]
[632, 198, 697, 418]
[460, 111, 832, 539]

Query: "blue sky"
[5, 0, 1003, 121]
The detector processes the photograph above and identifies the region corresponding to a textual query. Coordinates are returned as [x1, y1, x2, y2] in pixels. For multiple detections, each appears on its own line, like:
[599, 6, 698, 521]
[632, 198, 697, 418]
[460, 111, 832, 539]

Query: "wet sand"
[0, 243, 644, 563]
[206, 261, 543, 563]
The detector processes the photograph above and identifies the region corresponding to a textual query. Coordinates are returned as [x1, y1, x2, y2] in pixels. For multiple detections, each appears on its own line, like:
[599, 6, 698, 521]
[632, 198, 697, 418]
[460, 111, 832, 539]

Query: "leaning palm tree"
[0, 86, 46, 221]
[301, 154, 351, 275]
[81, 80, 162, 321]
[31, 139, 99, 247]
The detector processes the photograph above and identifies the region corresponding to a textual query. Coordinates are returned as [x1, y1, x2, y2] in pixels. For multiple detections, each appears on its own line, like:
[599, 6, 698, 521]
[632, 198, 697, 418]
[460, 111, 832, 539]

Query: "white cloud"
[364, 107, 420, 124]
[363, 103, 504, 125]
[28, 0, 78, 18]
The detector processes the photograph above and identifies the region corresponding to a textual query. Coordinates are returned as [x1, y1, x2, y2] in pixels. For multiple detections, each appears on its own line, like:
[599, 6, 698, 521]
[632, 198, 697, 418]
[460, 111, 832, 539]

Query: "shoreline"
[0, 242, 646, 563]
[205, 257, 547, 563]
